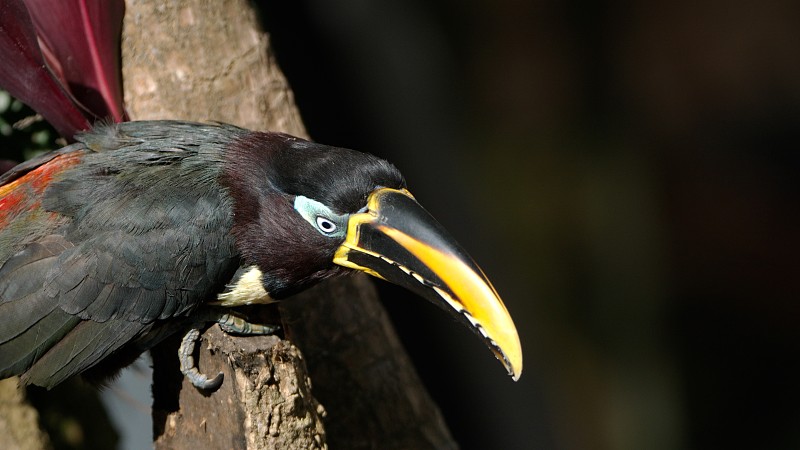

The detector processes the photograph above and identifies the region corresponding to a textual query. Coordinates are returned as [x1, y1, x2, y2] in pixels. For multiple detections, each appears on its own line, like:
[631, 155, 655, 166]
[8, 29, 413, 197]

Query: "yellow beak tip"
[494, 345, 522, 381]
[509, 356, 523, 382]
[512, 365, 522, 382]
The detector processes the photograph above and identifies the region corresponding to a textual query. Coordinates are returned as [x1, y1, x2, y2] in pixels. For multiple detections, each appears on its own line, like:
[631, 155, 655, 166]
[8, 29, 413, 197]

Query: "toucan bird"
[0, 120, 522, 389]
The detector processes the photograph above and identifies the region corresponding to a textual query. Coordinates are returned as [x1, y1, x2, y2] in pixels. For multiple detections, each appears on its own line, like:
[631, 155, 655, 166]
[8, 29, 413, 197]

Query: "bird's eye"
[294, 195, 346, 238]
[316, 216, 337, 234]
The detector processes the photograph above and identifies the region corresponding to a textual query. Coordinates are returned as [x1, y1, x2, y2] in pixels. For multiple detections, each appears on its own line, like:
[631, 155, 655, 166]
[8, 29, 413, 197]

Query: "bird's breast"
[212, 265, 275, 306]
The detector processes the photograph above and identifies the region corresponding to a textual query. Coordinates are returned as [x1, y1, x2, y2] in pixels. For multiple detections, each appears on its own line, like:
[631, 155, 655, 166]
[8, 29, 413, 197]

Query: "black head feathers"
[228, 132, 405, 214]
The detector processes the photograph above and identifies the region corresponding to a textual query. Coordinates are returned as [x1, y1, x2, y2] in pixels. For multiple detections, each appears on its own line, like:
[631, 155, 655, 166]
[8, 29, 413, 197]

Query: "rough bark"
[151, 329, 326, 450]
[0, 379, 50, 450]
[123, 0, 305, 136]
[282, 277, 458, 450]
[122, 1, 456, 449]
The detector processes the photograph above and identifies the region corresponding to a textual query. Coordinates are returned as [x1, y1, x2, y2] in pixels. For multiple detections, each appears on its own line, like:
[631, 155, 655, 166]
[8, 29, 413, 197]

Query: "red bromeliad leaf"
[0, 0, 91, 139]
[23, 0, 127, 123]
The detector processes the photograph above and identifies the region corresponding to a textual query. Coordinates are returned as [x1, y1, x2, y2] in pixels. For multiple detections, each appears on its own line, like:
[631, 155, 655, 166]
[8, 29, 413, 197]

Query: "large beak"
[333, 187, 522, 381]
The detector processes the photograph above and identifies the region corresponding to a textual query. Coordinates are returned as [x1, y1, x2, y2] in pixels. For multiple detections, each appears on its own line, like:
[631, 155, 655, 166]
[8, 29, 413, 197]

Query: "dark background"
[260, 1, 800, 449]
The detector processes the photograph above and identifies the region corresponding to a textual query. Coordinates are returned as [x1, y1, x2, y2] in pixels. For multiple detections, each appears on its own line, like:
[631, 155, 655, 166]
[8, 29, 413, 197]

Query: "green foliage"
[0, 89, 62, 163]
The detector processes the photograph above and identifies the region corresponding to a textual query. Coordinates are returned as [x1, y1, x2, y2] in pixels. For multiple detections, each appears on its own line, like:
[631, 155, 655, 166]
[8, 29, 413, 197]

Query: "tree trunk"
[122, 1, 456, 448]
[0, 379, 50, 450]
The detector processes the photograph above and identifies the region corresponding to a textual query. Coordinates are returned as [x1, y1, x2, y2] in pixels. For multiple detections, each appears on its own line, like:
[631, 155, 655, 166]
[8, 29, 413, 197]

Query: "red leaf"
[0, 0, 91, 139]
[23, 0, 127, 122]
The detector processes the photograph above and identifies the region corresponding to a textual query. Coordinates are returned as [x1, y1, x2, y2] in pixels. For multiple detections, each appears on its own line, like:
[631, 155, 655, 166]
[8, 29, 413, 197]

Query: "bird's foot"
[216, 312, 280, 336]
[178, 312, 279, 390]
[178, 327, 224, 390]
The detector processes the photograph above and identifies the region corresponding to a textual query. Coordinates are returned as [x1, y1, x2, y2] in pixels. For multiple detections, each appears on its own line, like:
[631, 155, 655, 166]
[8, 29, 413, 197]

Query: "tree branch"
[122, 1, 455, 448]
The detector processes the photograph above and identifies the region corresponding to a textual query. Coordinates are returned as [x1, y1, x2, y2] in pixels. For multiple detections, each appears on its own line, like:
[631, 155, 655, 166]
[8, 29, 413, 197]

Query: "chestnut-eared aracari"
[0, 120, 521, 389]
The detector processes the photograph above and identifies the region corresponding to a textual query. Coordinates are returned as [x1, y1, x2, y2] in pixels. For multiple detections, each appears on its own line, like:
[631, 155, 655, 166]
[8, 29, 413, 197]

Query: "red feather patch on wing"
[0, 152, 83, 228]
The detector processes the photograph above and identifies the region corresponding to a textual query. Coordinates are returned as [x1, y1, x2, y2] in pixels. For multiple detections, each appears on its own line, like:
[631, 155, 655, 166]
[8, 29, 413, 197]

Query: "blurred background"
[2, 1, 798, 449]
[260, 1, 800, 449]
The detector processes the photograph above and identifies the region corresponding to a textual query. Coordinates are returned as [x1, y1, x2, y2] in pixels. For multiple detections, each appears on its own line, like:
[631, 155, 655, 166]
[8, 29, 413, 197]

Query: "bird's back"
[0, 121, 244, 388]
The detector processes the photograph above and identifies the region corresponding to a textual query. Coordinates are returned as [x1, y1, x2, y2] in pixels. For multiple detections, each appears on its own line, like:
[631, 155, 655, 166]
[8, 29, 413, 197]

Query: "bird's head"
[221, 131, 522, 381]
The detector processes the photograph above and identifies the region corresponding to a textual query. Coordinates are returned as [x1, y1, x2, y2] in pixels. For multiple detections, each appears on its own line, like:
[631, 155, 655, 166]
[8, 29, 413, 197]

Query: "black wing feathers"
[0, 236, 73, 344]
[0, 311, 81, 380]
[21, 319, 147, 386]
[0, 121, 245, 387]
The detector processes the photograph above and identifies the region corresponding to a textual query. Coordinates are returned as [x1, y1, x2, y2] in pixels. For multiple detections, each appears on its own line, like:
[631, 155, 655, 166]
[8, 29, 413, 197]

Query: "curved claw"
[184, 368, 224, 391]
[178, 327, 224, 390]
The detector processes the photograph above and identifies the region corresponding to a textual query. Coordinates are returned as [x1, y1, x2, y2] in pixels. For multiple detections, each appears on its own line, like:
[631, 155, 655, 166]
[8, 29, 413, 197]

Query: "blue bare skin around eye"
[293, 195, 347, 237]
